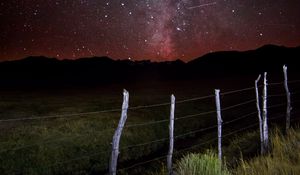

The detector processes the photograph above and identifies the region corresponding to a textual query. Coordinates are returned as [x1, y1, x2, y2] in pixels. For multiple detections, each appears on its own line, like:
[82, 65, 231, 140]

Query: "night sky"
[1, 0, 300, 62]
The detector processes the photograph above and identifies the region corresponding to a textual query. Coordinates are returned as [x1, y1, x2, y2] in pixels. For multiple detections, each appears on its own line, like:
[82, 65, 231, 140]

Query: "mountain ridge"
[0, 44, 299, 87]
[1, 44, 298, 64]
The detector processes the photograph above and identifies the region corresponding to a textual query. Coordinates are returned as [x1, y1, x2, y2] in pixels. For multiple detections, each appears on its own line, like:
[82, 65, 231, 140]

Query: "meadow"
[172, 127, 300, 175]
[0, 76, 299, 174]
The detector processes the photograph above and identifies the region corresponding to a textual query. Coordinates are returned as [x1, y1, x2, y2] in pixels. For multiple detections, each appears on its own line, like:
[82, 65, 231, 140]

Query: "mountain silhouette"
[0, 45, 299, 88]
[187, 44, 300, 76]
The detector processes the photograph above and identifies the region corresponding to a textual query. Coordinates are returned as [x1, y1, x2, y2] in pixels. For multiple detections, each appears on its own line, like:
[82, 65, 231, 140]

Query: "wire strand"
[0, 94, 215, 122]
[0, 128, 114, 153]
[288, 80, 300, 84]
[223, 122, 259, 138]
[1, 80, 298, 123]
[222, 99, 256, 111]
[28, 149, 109, 173]
[267, 103, 286, 109]
[128, 102, 170, 110]
[15, 114, 289, 173]
[176, 94, 215, 104]
[128, 94, 215, 110]
[120, 137, 169, 150]
[268, 81, 283, 86]
[223, 111, 257, 125]
[125, 119, 169, 128]
[117, 155, 167, 172]
[126, 110, 216, 128]
[174, 125, 218, 139]
[268, 93, 286, 98]
[221, 86, 255, 96]
[174, 137, 217, 154]
[0, 109, 121, 122]
[175, 110, 216, 121]
[0, 110, 262, 153]
[175, 111, 257, 140]
[174, 121, 260, 154]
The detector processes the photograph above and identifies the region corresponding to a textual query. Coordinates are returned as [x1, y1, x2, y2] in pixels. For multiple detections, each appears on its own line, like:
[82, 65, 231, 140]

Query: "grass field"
[0, 77, 299, 174]
[171, 127, 300, 175]
[0, 81, 213, 174]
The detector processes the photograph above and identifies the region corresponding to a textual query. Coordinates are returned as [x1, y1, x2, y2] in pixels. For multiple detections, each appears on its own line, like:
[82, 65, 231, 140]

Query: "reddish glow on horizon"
[0, 1, 300, 62]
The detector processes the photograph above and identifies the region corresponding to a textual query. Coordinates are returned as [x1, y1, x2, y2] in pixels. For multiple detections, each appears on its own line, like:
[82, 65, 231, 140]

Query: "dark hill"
[187, 45, 300, 77]
[0, 45, 299, 88]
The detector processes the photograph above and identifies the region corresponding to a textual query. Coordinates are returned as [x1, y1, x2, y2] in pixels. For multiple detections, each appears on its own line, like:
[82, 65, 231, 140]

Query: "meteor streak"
[188, 2, 217, 9]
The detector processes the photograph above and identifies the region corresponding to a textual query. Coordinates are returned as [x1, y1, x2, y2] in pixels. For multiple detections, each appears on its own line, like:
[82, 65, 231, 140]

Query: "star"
[0, 0, 299, 61]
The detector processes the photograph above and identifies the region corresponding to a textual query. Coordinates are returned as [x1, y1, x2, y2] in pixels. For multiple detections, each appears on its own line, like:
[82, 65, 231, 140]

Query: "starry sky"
[0, 0, 300, 62]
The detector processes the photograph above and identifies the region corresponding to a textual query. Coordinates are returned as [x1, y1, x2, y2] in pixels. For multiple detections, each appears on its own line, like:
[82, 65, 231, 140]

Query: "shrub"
[175, 151, 231, 175]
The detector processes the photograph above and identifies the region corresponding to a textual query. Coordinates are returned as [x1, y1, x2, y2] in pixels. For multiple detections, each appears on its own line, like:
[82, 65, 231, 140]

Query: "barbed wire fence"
[0, 66, 299, 174]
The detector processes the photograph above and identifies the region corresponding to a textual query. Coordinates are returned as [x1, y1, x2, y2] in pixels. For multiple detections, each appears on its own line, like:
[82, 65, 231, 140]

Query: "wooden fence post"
[283, 65, 291, 132]
[215, 89, 222, 162]
[255, 75, 264, 154]
[262, 73, 269, 153]
[167, 94, 175, 175]
[109, 89, 129, 175]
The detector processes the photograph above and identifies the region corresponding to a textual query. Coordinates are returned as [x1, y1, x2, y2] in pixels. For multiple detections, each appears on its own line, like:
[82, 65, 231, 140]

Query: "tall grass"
[175, 151, 231, 175]
[234, 128, 300, 175]
[223, 131, 260, 168]
[173, 128, 300, 175]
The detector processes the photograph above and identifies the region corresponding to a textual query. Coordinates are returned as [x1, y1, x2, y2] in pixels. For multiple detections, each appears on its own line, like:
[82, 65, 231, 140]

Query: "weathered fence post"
[283, 65, 291, 132]
[215, 89, 222, 162]
[255, 75, 264, 154]
[109, 89, 129, 175]
[167, 94, 175, 175]
[262, 73, 269, 153]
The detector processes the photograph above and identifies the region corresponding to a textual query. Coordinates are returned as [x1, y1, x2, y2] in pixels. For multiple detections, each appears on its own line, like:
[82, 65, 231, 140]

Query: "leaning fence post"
[255, 75, 264, 154]
[262, 73, 269, 153]
[167, 94, 175, 175]
[215, 89, 222, 162]
[109, 89, 129, 175]
[283, 65, 291, 132]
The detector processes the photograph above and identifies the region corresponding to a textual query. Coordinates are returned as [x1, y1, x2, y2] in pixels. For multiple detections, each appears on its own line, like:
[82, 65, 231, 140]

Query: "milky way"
[0, 0, 300, 61]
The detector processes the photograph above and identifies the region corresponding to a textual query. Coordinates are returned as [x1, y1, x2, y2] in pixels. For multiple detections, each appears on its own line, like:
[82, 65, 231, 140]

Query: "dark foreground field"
[0, 74, 300, 174]
[0, 45, 299, 174]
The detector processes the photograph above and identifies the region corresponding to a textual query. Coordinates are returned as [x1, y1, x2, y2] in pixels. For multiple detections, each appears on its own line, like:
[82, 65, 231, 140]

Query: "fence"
[0, 65, 300, 174]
